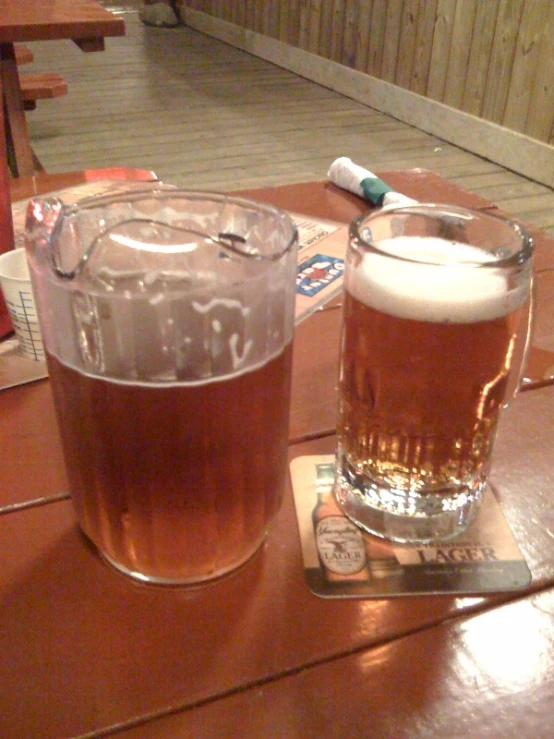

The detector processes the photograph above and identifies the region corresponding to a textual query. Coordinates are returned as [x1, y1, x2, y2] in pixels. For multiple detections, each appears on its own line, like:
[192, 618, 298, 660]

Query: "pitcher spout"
[24, 197, 65, 276]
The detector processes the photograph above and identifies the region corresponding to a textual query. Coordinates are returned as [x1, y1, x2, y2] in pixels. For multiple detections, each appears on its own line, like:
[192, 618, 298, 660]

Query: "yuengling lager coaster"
[291, 455, 531, 598]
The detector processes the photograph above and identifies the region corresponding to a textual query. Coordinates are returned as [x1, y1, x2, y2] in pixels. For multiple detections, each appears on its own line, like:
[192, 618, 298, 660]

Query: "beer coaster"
[290, 455, 531, 598]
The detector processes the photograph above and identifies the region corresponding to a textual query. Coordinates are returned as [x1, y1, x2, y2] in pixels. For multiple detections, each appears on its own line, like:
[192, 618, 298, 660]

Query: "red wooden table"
[1, 172, 553, 738]
[0, 0, 125, 178]
[0, 0, 126, 334]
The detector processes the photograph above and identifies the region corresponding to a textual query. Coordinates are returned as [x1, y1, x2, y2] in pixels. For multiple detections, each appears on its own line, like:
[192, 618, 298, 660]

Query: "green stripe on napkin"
[360, 176, 394, 205]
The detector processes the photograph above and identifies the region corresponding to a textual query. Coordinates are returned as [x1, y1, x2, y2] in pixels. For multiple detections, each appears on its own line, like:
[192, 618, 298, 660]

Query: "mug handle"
[521, 267, 554, 391]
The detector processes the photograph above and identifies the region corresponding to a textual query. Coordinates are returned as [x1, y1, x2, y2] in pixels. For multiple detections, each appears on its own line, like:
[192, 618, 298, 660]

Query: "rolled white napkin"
[327, 157, 417, 207]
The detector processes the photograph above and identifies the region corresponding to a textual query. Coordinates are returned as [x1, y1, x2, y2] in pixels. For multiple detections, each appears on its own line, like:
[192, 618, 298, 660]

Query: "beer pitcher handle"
[520, 267, 554, 391]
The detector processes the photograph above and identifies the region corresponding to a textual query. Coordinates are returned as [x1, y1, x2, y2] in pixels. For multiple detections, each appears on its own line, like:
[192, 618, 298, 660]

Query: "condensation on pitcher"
[149, 292, 165, 306]
[96, 266, 120, 289]
[97, 266, 143, 288]
[80, 310, 96, 326]
[192, 297, 250, 317]
[143, 270, 162, 286]
[229, 333, 253, 370]
[175, 335, 192, 367]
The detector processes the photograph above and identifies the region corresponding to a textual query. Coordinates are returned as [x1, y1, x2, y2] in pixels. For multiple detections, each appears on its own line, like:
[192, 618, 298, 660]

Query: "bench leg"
[32, 148, 44, 173]
[1, 43, 37, 177]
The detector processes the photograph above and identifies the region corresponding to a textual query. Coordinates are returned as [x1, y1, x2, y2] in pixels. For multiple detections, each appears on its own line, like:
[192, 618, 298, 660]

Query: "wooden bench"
[19, 73, 68, 111]
[3, 70, 68, 176]
[13, 45, 68, 111]
[14, 44, 33, 66]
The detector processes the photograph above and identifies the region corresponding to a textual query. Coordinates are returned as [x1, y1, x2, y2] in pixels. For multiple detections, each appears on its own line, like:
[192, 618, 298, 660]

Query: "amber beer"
[335, 233, 530, 541]
[47, 342, 293, 584]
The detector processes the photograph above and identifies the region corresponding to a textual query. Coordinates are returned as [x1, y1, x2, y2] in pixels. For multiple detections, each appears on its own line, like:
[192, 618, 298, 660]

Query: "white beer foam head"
[347, 236, 527, 323]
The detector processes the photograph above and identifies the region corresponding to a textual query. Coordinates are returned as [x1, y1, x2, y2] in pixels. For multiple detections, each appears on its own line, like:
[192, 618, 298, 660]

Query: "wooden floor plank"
[22, 11, 554, 234]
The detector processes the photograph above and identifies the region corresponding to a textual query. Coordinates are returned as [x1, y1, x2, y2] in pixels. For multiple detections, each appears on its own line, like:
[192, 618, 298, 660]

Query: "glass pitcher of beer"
[334, 204, 534, 544]
[25, 187, 298, 585]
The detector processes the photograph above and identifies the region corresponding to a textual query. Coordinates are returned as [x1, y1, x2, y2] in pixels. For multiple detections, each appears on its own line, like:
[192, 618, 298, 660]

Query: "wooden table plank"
[9, 166, 158, 202]
[0, 381, 69, 512]
[0, 0, 125, 44]
[235, 170, 496, 223]
[1, 384, 554, 737]
[111, 586, 554, 738]
[0, 0, 125, 176]
[290, 303, 341, 443]
[0, 459, 504, 739]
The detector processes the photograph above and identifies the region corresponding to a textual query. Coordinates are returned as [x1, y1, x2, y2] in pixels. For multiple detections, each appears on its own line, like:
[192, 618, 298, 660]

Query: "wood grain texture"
[426, 0, 456, 102]
[461, 0, 499, 117]
[25, 12, 554, 233]
[380, 0, 404, 83]
[442, 0, 476, 110]
[481, 0, 525, 124]
[409, 0, 437, 95]
[503, 0, 546, 134]
[187, 0, 554, 148]
[367, 0, 386, 77]
[526, 0, 554, 143]
[395, 0, 420, 90]
[341, 0, 358, 68]
[352, 0, 372, 73]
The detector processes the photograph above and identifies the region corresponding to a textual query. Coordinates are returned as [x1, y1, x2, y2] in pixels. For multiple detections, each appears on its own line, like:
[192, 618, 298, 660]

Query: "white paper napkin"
[327, 157, 417, 207]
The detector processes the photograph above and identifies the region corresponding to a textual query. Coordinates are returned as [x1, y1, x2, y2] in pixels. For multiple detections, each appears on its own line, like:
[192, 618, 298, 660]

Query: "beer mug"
[334, 204, 534, 544]
[25, 188, 298, 584]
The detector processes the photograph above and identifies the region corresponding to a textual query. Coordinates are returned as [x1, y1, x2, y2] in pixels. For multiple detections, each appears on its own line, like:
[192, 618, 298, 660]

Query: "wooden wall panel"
[318, 0, 334, 59]
[367, 1, 386, 78]
[352, 0, 373, 73]
[298, 0, 311, 51]
[235, 1, 246, 30]
[503, 0, 547, 134]
[409, 0, 438, 95]
[299, 0, 321, 54]
[278, 1, 289, 43]
[395, 0, 420, 91]
[290, 2, 303, 48]
[426, 0, 456, 102]
[184, 0, 554, 148]
[461, 0, 499, 117]
[243, 2, 255, 31]
[443, 0, 477, 109]
[380, 0, 404, 83]
[341, 0, 359, 68]
[526, 1, 554, 143]
[207, 1, 219, 19]
[329, 0, 346, 64]
[262, 0, 281, 40]
[481, 0, 525, 124]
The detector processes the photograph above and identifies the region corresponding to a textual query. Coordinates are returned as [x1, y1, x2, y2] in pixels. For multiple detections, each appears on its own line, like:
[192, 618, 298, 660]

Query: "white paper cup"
[0, 248, 45, 361]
